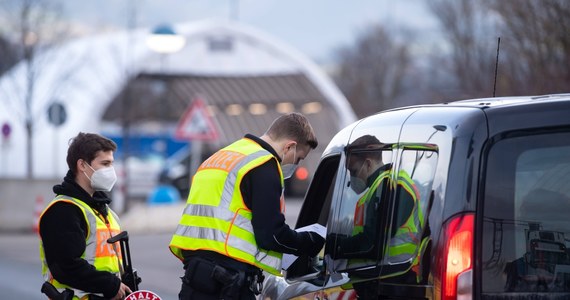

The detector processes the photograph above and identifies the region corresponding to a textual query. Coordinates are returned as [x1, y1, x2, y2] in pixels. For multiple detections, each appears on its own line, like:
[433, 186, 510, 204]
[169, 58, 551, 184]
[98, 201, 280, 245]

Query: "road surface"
[0, 199, 303, 299]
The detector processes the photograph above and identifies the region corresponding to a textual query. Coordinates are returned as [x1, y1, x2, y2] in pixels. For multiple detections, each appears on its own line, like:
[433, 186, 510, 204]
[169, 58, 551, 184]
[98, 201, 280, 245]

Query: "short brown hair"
[266, 112, 318, 149]
[67, 132, 117, 175]
[346, 135, 384, 162]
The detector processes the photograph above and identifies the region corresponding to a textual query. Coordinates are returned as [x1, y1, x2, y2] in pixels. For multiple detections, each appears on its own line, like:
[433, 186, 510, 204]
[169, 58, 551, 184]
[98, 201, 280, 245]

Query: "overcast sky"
[61, 0, 439, 63]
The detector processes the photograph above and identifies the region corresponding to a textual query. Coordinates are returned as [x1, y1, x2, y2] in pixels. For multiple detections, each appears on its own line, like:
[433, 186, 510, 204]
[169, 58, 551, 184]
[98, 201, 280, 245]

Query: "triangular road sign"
[174, 97, 219, 141]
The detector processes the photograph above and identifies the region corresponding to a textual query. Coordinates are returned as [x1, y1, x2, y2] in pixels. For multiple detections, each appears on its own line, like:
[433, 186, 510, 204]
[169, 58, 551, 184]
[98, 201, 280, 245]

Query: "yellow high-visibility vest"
[39, 195, 122, 299]
[386, 170, 422, 262]
[380, 170, 425, 281]
[342, 170, 391, 269]
[169, 138, 285, 275]
[352, 170, 390, 235]
[348, 169, 425, 281]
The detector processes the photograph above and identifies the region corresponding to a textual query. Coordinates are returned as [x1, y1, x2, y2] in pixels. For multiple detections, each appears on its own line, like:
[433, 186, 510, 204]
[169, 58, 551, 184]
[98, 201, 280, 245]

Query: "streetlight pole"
[146, 24, 186, 55]
[146, 24, 186, 160]
[116, 0, 137, 214]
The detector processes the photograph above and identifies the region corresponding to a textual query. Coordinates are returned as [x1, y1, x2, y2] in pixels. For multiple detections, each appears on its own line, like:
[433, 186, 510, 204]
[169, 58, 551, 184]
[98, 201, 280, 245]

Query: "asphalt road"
[0, 199, 303, 299]
[0, 233, 181, 299]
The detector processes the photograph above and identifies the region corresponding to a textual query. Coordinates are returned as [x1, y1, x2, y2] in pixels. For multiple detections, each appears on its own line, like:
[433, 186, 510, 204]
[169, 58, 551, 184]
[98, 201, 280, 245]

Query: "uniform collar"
[244, 134, 282, 162]
[366, 163, 392, 187]
[52, 170, 111, 216]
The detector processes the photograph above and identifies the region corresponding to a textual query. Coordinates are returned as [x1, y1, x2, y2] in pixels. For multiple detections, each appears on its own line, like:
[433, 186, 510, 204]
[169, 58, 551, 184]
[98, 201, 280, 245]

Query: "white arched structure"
[0, 19, 356, 178]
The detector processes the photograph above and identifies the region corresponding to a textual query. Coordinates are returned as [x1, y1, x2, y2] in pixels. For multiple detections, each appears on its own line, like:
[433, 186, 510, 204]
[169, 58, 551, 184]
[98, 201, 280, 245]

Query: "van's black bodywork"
[262, 94, 570, 300]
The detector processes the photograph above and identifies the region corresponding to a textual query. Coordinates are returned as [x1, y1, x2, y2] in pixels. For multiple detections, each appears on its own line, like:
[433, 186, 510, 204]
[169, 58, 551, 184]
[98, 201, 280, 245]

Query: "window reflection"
[326, 135, 438, 285]
[327, 135, 391, 271]
[379, 146, 437, 283]
[482, 133, 570, 294]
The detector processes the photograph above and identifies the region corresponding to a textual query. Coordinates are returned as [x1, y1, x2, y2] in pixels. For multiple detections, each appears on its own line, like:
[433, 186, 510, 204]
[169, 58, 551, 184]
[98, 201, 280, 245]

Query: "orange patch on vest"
[354, 203, 364, 227]
[96, 229, 121, 257]
[199, 150, 246, 172]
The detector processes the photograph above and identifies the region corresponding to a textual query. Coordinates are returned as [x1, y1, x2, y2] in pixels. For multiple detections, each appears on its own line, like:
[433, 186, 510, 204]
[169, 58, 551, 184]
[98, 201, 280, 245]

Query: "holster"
[182, 257, 264, 299]
[181, 257, 221, 295]
[212, 265, 265, 298]
[212, 265, 245, 300]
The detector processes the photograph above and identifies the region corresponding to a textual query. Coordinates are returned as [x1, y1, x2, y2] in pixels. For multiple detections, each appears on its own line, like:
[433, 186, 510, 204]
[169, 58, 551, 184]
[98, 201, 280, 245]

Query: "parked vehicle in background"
[158, 146, 194, 198]
[114, 156, 164, 200]
[105, 133, 187, 205]
[159, 146, 311, 198]
[262, 94, 570, 299]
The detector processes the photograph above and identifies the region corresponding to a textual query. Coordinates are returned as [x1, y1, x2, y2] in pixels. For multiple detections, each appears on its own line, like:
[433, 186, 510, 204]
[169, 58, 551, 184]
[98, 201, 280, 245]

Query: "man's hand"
[111, 282, 132, 300]
[302, 231, 325, 257]
[324, 233, 349, 259]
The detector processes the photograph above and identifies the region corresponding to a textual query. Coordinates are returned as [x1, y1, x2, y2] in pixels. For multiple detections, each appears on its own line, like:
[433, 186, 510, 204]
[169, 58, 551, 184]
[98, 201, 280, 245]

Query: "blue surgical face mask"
[281, 145, 297, 180]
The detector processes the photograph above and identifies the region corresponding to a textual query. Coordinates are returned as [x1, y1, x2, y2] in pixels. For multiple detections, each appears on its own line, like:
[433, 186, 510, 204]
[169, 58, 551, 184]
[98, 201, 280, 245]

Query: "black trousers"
[178, 256, 256, 300]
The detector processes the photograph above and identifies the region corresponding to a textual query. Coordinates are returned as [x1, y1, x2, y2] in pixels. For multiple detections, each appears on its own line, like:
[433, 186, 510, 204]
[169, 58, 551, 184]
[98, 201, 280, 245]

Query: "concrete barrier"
[0, 178, 305, 233]
[0, 178, 58, 233]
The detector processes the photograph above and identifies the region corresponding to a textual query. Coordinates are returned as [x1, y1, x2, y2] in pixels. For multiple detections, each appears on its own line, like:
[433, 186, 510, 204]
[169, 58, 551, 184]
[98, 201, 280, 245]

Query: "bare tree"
[427, 0, 500, 100]
[485, 0, 570, 95]
[0, 0, 68, 178]
[427, 0, 570, 99]
[0, 36, 19, 75]
[333, 24, 411, 117]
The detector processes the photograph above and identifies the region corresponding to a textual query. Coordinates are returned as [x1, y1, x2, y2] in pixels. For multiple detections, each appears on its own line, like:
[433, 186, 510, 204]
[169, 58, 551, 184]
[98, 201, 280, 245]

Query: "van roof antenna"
[493, 37, 501, 97]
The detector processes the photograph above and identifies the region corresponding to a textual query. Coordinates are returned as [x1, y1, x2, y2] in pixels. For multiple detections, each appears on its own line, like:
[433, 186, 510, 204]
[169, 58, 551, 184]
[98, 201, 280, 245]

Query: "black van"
[261, 94, 570, 299]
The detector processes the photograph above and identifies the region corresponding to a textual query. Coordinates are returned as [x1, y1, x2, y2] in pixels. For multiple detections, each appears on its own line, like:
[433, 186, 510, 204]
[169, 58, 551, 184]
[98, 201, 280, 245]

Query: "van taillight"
[442, 213, 474, 300]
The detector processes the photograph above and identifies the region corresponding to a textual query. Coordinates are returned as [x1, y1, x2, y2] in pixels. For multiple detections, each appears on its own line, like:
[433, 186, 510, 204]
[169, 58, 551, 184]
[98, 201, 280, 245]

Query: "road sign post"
[174, 97, 219, 178]
[174, 97, 218, 141]
[1, 122, 10, 176]
[47, 102, 67, 177]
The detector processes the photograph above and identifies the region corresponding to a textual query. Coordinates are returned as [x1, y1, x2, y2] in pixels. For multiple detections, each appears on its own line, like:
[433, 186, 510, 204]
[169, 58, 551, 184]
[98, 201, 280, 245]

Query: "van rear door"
[480, 100, 570, 299]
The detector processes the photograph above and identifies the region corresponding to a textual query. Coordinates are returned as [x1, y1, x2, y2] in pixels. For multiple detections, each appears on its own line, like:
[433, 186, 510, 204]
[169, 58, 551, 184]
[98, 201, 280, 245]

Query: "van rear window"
[482, 131, 570, 297]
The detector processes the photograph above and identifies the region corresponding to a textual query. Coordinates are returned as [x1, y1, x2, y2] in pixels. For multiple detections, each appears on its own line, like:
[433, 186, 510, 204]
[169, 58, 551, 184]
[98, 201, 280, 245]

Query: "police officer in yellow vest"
[170, 112, 326, 300]
[38, 132, 131, 299]
[327, 135, 396, 262]
[327, 135, 423, 297]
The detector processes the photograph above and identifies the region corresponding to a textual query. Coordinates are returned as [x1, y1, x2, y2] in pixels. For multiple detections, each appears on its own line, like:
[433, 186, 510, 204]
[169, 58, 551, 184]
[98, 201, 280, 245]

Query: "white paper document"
[281, 223, 326, 270]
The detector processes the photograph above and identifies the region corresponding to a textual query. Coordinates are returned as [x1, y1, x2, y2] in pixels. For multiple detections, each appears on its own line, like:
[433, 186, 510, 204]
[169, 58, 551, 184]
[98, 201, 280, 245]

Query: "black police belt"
[184, 256, 265, 297]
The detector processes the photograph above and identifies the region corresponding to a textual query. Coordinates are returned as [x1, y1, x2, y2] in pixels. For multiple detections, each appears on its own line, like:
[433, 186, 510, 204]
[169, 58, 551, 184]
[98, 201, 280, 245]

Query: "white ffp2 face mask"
[350, 176, 367, 194]
[349, 162, 367, 194]
[281, 145, 297, 180]
[281, 164, 298, 180]
[84, 164, 117, 192]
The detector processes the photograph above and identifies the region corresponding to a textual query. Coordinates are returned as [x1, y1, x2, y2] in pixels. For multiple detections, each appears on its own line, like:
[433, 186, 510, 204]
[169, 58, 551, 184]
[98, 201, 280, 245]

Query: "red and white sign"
[1, 122, 10, 139]
[174, 97, 219, 141]
[125, 290, 162, 300]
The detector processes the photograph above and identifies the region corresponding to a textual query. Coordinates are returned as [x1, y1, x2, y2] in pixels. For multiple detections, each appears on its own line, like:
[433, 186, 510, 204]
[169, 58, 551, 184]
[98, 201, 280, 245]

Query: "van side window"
[285, 155, 340, 280]
[326, 142, 438, 281]
[325, 147, 393, 273]
[379, 146, 437, 283]
[482, 131, 570, 295]
[295, 155, 341, 229]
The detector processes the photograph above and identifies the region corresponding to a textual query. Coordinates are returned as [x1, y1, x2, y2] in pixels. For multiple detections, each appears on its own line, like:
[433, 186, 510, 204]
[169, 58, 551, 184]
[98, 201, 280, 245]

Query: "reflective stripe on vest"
[352, 170, 391, 235]
[347, 170, 391, 269]
[169, 138, 284, 275]
[39, 195, 122, 299]
[386, 170, 423, 264]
